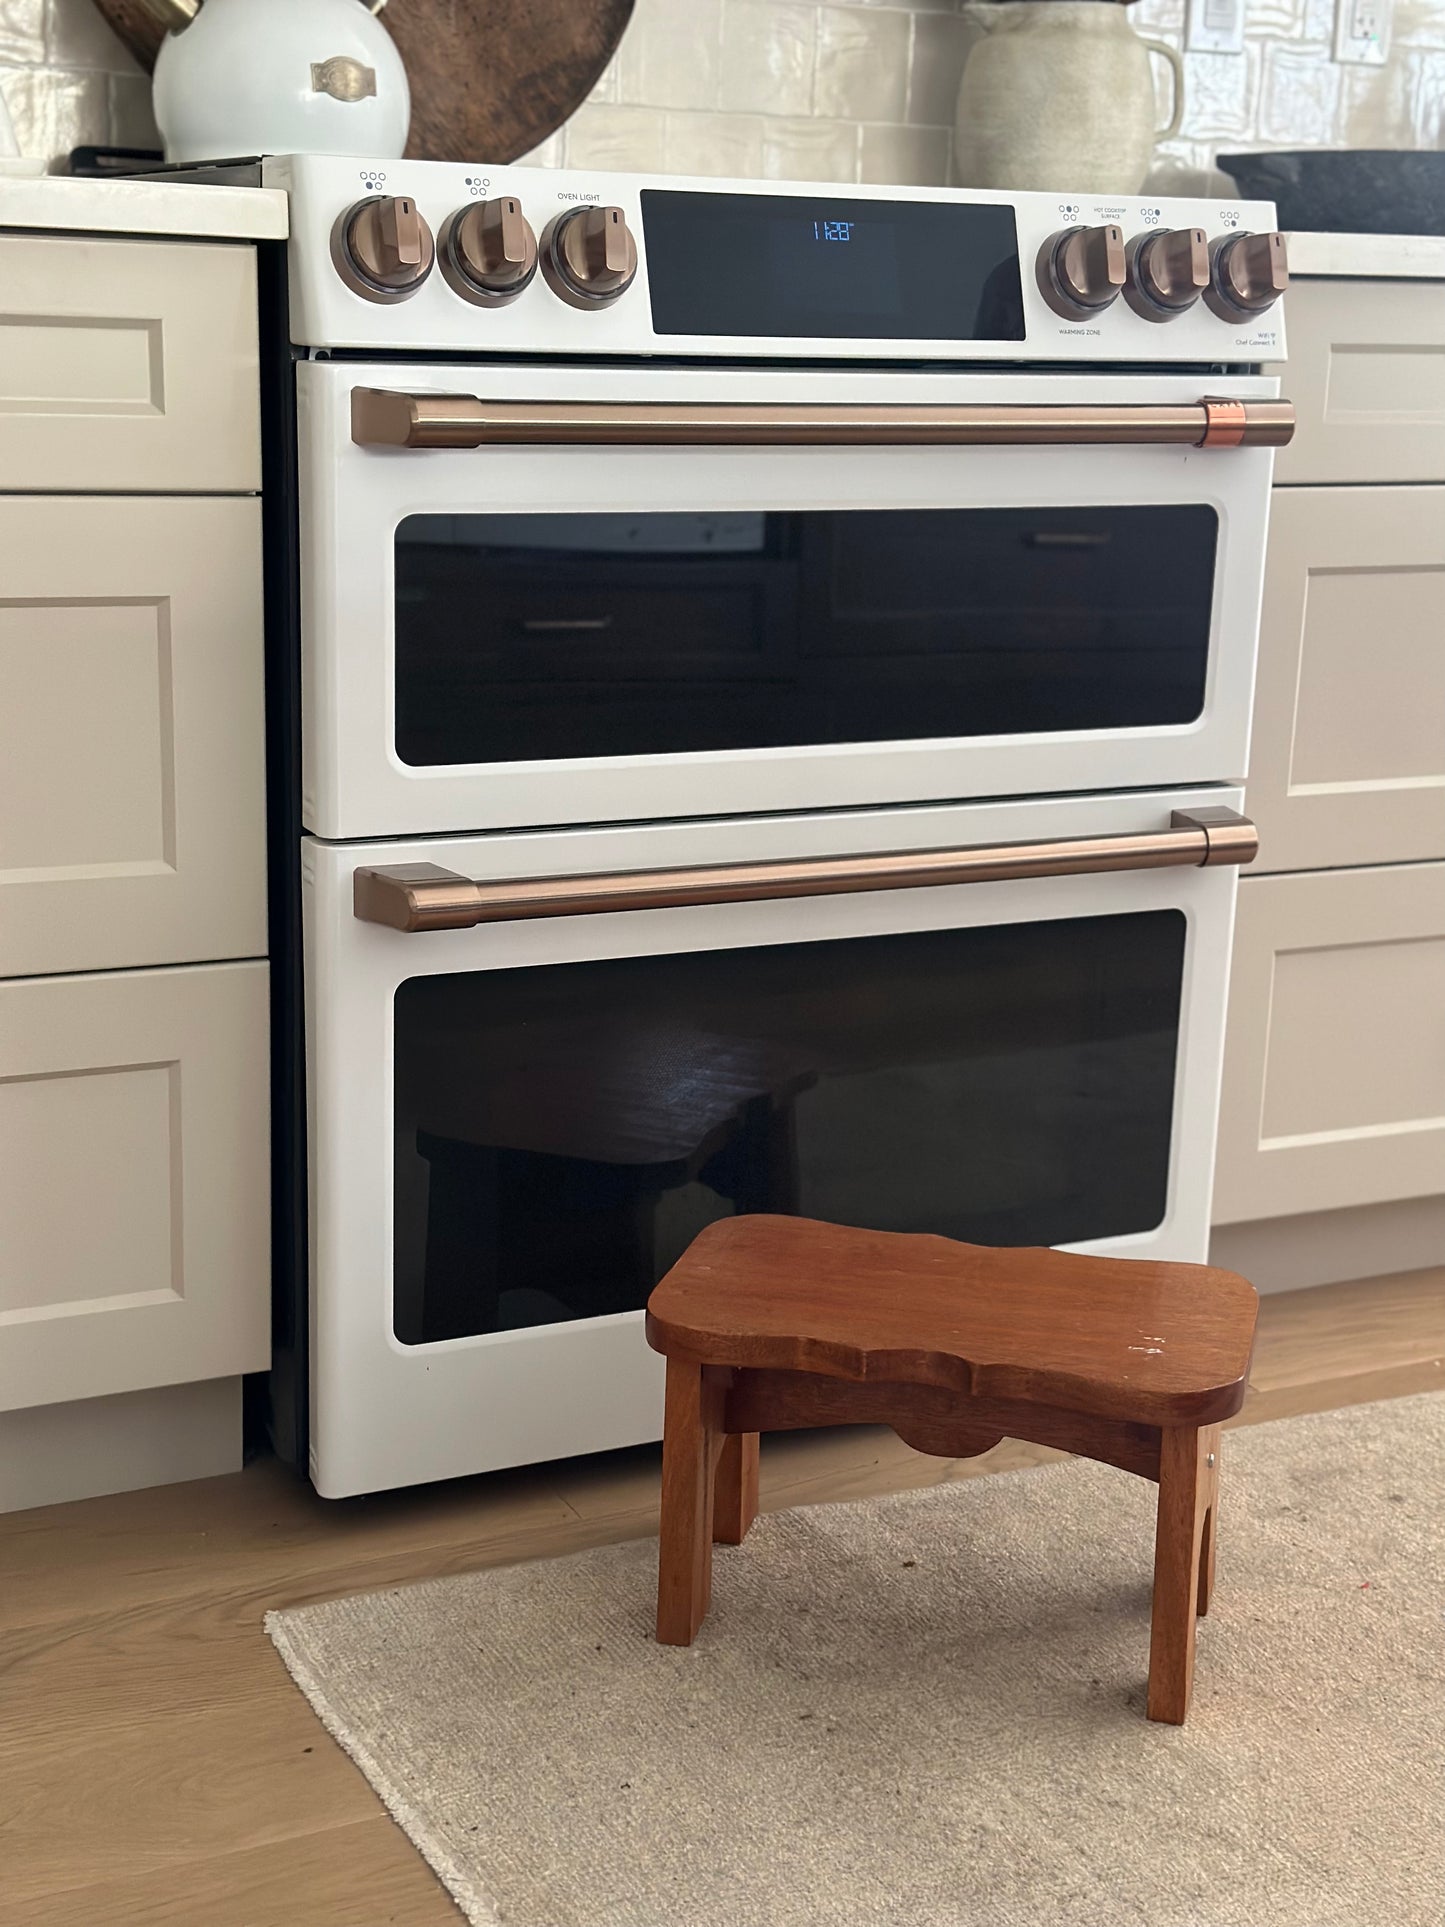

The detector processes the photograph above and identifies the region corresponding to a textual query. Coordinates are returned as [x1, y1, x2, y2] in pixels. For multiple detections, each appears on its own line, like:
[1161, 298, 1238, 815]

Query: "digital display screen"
[641, 190, 1025, 342]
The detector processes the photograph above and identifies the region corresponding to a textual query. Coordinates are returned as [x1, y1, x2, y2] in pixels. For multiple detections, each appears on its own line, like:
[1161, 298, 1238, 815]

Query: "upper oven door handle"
[353, 808, 1258, 934]
[350, 390, 1294, 452]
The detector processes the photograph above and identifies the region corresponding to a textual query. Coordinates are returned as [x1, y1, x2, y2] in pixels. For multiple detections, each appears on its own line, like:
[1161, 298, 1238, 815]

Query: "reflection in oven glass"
[391, 911, 1186, 1344]
[393, 505, 1218, 767]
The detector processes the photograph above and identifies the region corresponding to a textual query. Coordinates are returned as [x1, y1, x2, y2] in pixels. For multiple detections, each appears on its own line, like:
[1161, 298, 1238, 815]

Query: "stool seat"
[645, 1215, 1259, 1725]
[645, 1215, 1257, 1429]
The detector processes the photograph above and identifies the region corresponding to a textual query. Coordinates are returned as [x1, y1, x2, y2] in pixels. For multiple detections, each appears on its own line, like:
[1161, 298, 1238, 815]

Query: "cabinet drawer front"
[1249, 487, 1445, 873]
[1270, 279, 1445, 484]
[0, 961, 270, 1411]
[1214, 864, 1445, 1224]
[0, 235, 259, 493]
[0, 497, 266, 976]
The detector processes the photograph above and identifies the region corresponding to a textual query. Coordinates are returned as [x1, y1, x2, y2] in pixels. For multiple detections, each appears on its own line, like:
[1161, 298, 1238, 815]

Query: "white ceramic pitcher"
[954, 3, 1185, 196]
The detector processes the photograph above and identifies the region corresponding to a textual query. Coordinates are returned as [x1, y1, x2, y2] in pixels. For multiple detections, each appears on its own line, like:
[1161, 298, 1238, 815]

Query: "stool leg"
[1197, 1433, 1221, 1618]
[656, 1359, 725, 1646]
[1148, 1423, 1221, 1724]
[713, 1432, 760, 1546]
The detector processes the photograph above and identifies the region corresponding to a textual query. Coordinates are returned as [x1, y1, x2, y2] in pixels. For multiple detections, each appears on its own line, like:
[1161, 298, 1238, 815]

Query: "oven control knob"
[1206, 231, 1289, 321]
[1037, 225, 1126, 321]
[333, 195, 435, 302]
[1125, 227, 1209, 320]
[541, 205, 638, 308]
[440, 196, 538, 305]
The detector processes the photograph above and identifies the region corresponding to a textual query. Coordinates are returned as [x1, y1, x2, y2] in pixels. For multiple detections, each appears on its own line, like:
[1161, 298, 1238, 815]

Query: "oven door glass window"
[392, 909, 1186, 1344]
[393, 507, 1218, 766]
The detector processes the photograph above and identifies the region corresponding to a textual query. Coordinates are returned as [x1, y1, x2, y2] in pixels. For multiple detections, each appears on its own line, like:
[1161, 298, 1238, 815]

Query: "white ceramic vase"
[153, 0, 410, 165]
[954, 2, 1185, 196]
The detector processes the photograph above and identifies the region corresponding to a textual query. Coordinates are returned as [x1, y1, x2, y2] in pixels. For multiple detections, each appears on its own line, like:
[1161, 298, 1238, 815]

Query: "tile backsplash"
[0, 0, 158, 164]
[2, 0, 1442, 184]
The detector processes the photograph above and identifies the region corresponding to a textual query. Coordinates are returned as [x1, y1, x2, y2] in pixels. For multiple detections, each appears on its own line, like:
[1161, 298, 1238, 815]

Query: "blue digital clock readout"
[813, 219, 854, 242]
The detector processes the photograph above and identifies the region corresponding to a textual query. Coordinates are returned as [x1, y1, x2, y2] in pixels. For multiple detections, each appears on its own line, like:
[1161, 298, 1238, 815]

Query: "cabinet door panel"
[1214, 865, 1445, 1224]
[1269, 279, 1445, 485]
[0, 497, 266, 977]
[0, 962, 269, 1411]
[0, 234, 259, 493]
[1248, 488, 1445, 873]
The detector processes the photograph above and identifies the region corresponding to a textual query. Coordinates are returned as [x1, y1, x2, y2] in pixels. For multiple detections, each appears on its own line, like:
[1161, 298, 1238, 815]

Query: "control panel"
[269, 155, 1287, 362]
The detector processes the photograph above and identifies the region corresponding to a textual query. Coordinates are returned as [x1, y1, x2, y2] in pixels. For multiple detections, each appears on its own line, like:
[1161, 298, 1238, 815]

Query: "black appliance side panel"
[244, 234, 308, 1471]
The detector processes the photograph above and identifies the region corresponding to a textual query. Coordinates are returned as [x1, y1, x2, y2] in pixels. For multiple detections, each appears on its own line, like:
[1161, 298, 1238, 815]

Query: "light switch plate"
[1186, 0, 1245, 55]
[1334, 0, 1392, 64]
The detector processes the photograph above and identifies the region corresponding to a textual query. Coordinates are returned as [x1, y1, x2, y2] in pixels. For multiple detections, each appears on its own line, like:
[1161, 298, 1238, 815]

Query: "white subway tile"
[620, 0, 723, 111]
[46, 0, 138, 70]
[1396, 0, 1445, 48]
[1410, 47, 1445, 138]
[906, 10, 969, 127]
[719, 1, 816, 117]
[1339, 56, 1416, 145]
[859, 121, 949, 184]
[1180, 45, 1262, 142]
[515, 130, 565, 169]
[589, 50, 623, 104]
[1257, 41, 1342, 144]
[814, 6, 910, 121]
[563, 102, 669, 172]
[664, 108, 764, 175]
[1131, 0, 1187, 35]
[0, 58, 105, 162]
[0, 0, 44, 68]
[759, 113, 859, 182]
[1244, 0, 1308, 38]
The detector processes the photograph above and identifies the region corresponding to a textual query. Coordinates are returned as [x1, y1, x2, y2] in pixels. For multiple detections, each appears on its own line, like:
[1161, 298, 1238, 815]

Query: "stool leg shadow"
[1147, 1423, 1222, 1723]
[713, 1432, 760, 1546]
[656, 1359, 728, 1645]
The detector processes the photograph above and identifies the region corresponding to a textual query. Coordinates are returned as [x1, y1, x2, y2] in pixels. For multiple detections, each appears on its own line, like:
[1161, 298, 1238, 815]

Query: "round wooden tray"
[95, 0, 634, 163]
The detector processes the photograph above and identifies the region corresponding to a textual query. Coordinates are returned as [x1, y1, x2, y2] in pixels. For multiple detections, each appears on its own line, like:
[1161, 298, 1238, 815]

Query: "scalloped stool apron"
[644, 1215, 1259, 1725]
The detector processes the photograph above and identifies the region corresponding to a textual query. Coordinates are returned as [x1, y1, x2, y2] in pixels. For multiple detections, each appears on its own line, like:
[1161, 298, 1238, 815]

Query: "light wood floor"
[4, 1267, 1442, 1926]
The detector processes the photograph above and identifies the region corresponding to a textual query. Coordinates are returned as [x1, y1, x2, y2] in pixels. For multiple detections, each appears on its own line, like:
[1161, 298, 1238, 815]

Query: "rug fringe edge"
[264, 1607, 509, 1927]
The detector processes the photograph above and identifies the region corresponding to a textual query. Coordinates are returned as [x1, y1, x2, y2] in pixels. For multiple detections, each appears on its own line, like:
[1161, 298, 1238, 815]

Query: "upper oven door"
[299, 361, 1282, 841]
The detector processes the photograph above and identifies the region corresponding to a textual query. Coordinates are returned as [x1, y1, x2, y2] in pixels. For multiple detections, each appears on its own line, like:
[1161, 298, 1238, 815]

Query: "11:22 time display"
[813, 219, 854, 242]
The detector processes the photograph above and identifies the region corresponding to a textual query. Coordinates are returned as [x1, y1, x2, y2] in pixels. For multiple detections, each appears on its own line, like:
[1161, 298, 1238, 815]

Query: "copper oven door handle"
[353, 808, 1258, 934]
[350, 390, 1294, 451]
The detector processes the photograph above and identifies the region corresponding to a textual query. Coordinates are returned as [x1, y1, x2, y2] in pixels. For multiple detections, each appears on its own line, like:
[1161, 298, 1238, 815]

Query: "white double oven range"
[259, 156, 1290, 1497]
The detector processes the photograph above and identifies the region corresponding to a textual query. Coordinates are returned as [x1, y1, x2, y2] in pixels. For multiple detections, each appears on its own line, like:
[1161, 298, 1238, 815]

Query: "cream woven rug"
[266, 1393, 1445, 1927]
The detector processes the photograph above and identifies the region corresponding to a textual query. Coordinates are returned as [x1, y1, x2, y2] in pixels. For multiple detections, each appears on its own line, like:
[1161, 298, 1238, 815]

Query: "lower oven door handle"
[350, 391, 1294, 451]
[352, 808, 1258, 933]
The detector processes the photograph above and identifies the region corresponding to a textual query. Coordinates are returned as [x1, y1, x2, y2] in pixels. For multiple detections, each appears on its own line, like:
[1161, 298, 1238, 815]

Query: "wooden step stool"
[645, 1215, 1258, 1724]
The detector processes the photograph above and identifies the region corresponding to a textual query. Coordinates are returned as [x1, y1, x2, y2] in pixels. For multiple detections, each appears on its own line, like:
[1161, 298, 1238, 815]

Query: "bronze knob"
[441, 196, 538, 305]
[1038, 225, 1126, 321]
[541, 205, 639, 309]
[333, 195, 435, 302]
[1207, 231, 1289, 321]
[1125, 227, 1209, 321]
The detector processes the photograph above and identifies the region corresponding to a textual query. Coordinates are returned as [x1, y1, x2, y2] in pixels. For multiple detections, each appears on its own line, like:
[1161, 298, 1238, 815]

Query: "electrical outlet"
[1334, 0, 1392, 65]
[1187, 0, 1245, 56]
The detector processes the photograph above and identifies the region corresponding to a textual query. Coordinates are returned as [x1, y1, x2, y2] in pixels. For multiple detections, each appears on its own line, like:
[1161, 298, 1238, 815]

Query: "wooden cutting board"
[95, 0, 635, 163]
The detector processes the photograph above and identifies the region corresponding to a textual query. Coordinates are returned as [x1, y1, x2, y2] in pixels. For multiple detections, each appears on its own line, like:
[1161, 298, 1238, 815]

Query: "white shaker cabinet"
[1214, 240, 1445, 1273]
[1244, 486, 1445, 876]
[0, 189, 284, 1509]
[1213, 863, 1445, 1225]
[0, 496, 267, 978]
[0, 962, 270, 1411]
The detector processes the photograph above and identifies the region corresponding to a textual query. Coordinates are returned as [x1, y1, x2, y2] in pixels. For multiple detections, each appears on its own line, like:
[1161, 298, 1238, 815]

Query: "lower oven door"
[304, 785, 1244, 1496]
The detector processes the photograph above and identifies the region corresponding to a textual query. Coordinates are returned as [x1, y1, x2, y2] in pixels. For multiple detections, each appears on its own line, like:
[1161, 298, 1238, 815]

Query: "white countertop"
[0, 174, 288, 241]
[1286, 230, 1445, 279]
